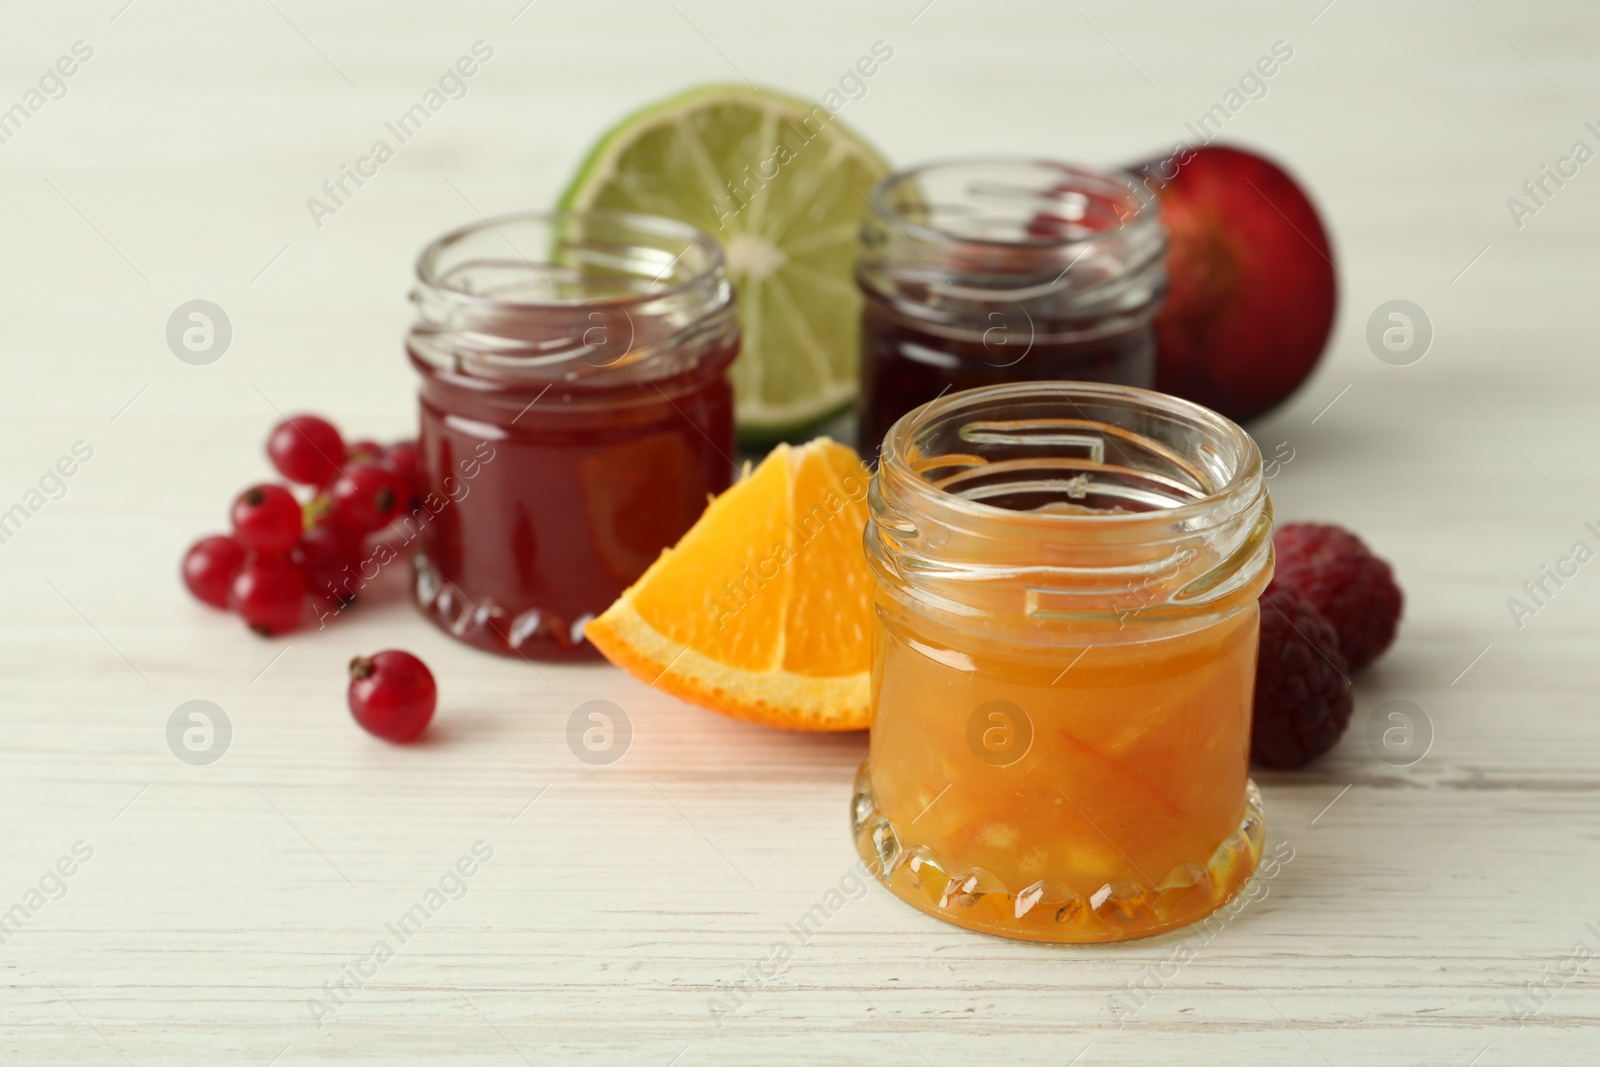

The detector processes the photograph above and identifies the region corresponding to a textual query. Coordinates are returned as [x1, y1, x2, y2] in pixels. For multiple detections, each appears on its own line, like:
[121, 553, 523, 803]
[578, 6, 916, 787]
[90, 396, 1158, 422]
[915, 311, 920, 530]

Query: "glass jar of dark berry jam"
[407, 211, 738, 661]
[856, 159, 1166, 452]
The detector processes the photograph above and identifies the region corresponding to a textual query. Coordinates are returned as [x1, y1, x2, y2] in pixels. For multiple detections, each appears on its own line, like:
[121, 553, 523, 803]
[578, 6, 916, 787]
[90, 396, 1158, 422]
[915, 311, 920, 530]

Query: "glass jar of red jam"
[856, 159, 1166, 452]
[407, 211, 738, 661]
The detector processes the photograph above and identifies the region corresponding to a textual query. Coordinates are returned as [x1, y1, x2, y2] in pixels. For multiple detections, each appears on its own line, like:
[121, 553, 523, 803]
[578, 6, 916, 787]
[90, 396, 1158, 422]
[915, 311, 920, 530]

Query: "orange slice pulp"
[584, 438, 874, 731]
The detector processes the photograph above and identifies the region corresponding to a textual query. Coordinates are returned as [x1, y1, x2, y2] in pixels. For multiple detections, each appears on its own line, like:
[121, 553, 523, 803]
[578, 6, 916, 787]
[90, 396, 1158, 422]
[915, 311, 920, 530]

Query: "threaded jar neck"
[408, 210, 735, 389]
[867, 382, 1273, 631]
[857, 159, 1166, 330]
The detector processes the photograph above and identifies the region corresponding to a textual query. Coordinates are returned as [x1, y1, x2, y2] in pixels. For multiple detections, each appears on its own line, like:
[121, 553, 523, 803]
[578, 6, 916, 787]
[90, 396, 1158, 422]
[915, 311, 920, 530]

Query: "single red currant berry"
[229, 557, 306, 636]
[267, 415, 346, 487]
[329, 462, 402, 535]
[381, 441, 424, 512]
[347, 650, 436, 743]
[345, 439, 383, 464]
[182, 534, 246, 609]
[383, 440, 419, 476]
[230, 483, 303, 556]
[289, 524, 363, 612]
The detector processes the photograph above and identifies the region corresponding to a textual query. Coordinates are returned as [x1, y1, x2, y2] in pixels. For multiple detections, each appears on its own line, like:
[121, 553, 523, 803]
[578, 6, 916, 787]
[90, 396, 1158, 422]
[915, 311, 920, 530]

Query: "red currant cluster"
[180, 414, 425, 636]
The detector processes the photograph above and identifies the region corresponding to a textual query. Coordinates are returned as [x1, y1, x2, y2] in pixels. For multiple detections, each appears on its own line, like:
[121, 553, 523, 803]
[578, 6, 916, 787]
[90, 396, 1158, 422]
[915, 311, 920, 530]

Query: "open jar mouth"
[409, 210, 734, 383]
[860, 158, 1165, 310]
[868, 382, 1272, 623]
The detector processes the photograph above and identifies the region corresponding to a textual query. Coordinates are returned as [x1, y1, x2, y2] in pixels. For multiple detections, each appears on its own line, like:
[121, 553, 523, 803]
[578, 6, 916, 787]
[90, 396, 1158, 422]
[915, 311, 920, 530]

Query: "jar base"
[851, 762, 1265, 944]
[412, 554, 604, 662]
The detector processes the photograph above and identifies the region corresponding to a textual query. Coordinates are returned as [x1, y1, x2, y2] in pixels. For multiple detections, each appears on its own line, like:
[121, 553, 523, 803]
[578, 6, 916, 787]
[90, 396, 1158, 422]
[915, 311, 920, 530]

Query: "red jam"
[406, 212, 738, 660]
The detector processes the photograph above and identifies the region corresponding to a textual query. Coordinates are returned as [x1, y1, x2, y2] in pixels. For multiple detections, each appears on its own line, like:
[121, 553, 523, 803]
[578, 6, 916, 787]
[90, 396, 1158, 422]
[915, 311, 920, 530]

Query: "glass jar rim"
[879, 381, 1262, 531]
[859, 158, 1166, 314]
[408, 209, 736, 385]
[870, 379, 1267, 620]
[869, 382, 1272, 624]
[868, 157, 1158, 251]
[413, 208, 727, 311]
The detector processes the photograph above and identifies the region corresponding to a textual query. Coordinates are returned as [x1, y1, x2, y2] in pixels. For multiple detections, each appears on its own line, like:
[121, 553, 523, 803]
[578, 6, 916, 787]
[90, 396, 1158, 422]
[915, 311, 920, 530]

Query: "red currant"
[345, 439, 383, 464]
[347, 650, 436, 742]
[230, 484, 303, 556]
[267, 415, 346, 487]
[329, 462, 402, 535]
[182, 534, 246, 609]
[290, 524, 362, 612]
[229, 557, 306, 636]
[381, 441, 424, 511]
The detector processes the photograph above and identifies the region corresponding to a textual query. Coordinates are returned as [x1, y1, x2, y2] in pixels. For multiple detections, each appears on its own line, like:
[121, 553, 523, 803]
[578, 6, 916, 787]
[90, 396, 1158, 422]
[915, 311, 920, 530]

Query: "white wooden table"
[3, 2, 1596, 1063]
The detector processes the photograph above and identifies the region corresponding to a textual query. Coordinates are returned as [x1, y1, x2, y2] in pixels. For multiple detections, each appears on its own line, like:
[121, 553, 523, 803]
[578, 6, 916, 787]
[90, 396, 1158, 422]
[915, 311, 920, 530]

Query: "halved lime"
[558, 85, 890, 442]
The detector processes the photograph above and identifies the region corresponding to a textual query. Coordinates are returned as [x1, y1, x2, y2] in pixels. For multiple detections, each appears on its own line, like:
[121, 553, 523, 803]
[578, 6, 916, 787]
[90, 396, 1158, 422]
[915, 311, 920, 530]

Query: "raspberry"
[1272, 522, 1402, 671]
[1251, 584, 1353, 769]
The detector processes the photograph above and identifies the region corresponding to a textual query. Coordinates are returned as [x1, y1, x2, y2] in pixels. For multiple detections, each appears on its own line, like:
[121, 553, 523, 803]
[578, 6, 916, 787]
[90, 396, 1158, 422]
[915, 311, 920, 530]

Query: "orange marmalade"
[853, 382, 1273, 942]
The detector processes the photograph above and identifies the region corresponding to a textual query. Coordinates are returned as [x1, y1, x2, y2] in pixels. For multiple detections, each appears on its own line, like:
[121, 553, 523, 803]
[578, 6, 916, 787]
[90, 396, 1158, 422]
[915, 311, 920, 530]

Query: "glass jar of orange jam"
[407, 212, 738, 660]
[852, 382, 1273, 943]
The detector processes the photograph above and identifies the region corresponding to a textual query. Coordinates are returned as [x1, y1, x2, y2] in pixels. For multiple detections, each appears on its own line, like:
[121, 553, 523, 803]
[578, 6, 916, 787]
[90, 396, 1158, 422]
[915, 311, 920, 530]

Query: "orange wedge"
[584, 438, 874, 731]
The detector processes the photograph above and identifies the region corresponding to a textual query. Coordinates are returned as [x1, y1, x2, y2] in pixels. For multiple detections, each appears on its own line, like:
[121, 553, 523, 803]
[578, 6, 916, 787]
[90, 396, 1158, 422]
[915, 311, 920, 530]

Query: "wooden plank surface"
[2, 1, 1597, 1063]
